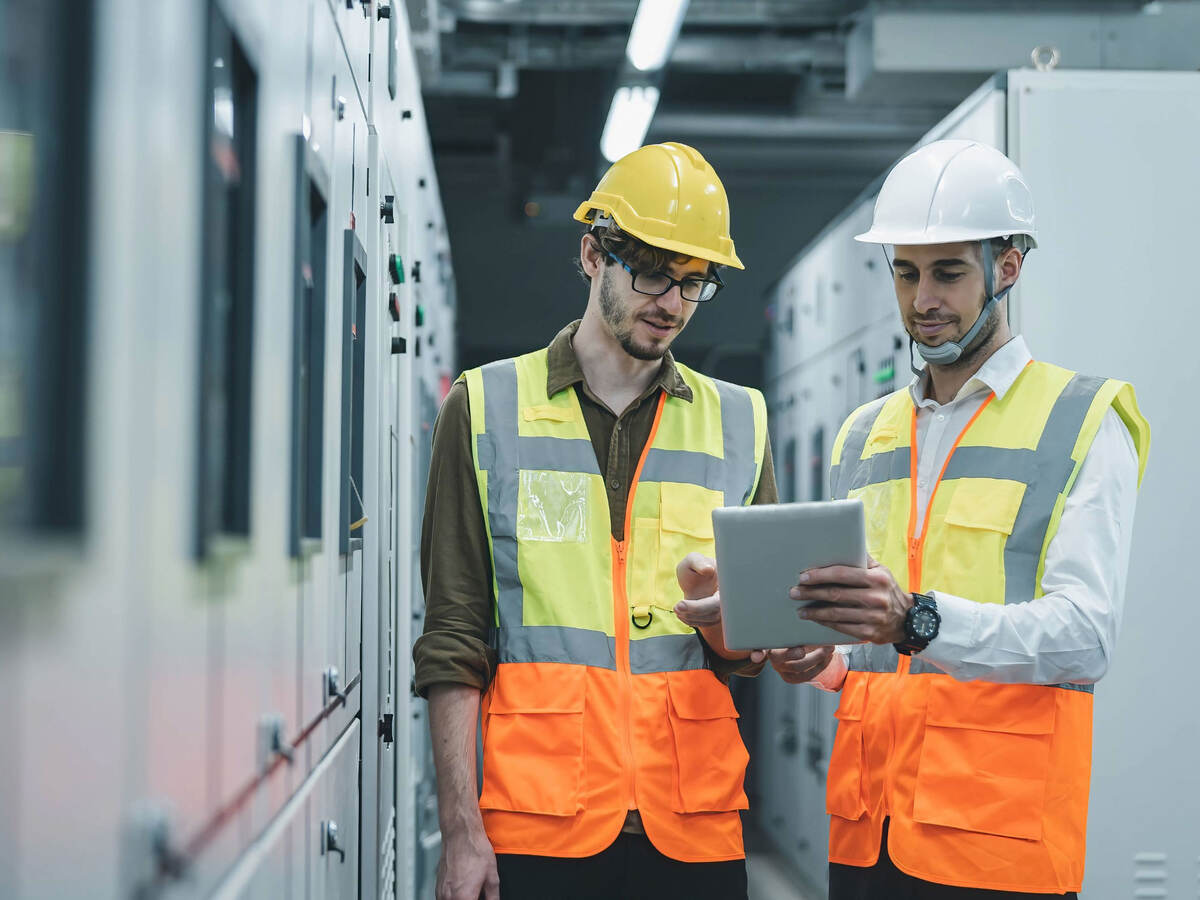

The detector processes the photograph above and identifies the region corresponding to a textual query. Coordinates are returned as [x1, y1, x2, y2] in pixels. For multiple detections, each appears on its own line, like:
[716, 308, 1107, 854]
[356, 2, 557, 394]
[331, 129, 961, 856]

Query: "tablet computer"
[712, 499, 868, 650]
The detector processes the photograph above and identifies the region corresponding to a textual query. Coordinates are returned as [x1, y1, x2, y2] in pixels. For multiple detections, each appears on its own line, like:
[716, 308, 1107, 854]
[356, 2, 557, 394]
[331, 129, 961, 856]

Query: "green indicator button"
[873, 365, 895, 384]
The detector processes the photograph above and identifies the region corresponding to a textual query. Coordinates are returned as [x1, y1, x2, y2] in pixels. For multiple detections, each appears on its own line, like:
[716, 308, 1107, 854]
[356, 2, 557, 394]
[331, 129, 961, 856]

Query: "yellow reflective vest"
[463, 348, 767, 862]
[826, 359, 1150, 893]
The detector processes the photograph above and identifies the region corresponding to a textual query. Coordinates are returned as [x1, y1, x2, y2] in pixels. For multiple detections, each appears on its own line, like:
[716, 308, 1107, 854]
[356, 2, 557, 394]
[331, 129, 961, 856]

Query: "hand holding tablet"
[711, 499, 868, 651]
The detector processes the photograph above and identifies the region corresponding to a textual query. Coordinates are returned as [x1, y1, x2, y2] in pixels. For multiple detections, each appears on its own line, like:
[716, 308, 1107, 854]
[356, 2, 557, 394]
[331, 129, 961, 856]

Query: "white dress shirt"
[813, 336, 1139, 689]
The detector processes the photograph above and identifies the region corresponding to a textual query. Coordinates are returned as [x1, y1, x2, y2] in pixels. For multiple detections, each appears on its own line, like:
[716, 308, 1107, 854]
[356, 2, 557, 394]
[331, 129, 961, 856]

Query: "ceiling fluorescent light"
[600, 85, 661, 162]
[626, 0, 690, 72]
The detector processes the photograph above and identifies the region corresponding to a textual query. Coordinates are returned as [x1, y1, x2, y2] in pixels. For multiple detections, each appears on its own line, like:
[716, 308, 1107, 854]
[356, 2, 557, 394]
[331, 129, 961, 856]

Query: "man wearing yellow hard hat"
[413, 142, 774, 899]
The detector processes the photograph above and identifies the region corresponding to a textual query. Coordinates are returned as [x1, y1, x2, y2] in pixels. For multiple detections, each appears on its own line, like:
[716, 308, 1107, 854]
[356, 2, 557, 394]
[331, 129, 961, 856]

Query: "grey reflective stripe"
[630, 633, 707, 674]
[907, 657, 1095, 693]
[498, 625, 616, 669]
[830, 398, 889, 500]
[1002, 374, 1106, 605]
[479, 360, 523, 639]
[514, 436, 601, 474]
[640, 449, 723, 493]
[941, 445, 1073, 486]
[845, 643, 900, 674]
[714, 379, 758, 506]
[836, 447, 913, 495]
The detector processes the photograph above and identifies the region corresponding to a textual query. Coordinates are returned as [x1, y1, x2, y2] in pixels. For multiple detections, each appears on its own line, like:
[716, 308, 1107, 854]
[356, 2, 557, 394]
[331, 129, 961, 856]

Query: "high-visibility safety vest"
[463, 348, 768, 862]
[826, 360, 1150, 894]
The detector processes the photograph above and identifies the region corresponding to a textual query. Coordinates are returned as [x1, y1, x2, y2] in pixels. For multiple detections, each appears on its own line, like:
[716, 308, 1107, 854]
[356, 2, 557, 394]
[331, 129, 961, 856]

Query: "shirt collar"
[545, 319, 694, 403]
[909, 335, 1033, 408]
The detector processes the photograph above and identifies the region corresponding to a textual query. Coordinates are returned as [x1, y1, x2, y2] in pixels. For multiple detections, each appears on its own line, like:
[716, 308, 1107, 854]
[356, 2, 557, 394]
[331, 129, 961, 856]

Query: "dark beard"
[599, 270, 666, 361]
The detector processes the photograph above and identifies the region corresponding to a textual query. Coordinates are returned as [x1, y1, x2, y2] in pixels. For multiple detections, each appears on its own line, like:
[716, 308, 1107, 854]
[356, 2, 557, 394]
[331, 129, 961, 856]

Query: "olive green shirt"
[413, 320, 776, 698]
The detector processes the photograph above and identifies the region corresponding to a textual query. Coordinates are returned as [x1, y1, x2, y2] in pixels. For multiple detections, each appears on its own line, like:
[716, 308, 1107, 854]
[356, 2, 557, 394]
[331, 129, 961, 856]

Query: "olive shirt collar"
[544, 319, 694, 405]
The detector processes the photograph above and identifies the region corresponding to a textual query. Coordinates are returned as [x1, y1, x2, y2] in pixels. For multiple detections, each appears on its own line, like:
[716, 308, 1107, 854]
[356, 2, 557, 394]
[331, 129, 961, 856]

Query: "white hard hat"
[855, 140, 1038, 250]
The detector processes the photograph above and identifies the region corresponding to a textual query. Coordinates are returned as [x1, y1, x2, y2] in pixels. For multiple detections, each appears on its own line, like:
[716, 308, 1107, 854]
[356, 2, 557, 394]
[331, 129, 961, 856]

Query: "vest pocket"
[480, 664, 587, 816]
[665, 670, 749, 813]
[826, 673, 869, 821]
[912, 680, 1056, 840]
[656, 482, 722, 614]
[939, 479, 1025, 606]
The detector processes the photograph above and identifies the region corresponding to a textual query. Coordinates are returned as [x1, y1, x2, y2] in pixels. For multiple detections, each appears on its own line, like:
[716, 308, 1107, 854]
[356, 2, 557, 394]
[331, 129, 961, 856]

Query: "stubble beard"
[599, 268, 669, 362]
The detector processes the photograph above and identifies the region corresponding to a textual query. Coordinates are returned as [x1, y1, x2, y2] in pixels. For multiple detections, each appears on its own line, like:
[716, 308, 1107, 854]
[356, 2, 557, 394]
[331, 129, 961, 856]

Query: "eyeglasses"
[604, 249, 724, 303]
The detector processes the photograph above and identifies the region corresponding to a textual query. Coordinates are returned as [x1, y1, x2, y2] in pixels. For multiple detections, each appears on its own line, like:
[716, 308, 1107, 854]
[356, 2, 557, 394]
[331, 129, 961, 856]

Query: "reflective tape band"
[640, 448, 723, 493]
[830, 398, 889, 500]
[630, 633, 707, 674]
[1002, 374, 1106, 605]
[714, 379, 758, 507]
[906, 656, 1095, 693]
[497, 625, 617, 670]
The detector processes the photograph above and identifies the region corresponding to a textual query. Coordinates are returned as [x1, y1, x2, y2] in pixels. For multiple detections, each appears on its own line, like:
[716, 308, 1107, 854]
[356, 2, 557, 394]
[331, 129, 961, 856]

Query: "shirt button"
[936, 413, 945, 421]
[616, 422, 623, 431]
[610, 478, 620, 490]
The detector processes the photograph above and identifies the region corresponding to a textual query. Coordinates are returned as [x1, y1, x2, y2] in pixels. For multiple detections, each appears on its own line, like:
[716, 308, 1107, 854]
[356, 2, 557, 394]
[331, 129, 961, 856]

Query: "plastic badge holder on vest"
[516, 470, 590, 543]
[712, 499, 868, 650]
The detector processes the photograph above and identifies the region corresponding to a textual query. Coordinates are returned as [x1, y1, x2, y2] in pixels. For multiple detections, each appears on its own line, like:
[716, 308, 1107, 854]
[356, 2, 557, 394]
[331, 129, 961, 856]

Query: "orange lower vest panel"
[478, 662, 749, 863]
[828, 670, 1093, 893]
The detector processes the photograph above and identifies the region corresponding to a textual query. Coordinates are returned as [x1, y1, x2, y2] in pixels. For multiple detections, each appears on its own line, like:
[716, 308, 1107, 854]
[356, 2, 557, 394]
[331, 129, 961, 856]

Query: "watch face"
[911, 608, 938, 639]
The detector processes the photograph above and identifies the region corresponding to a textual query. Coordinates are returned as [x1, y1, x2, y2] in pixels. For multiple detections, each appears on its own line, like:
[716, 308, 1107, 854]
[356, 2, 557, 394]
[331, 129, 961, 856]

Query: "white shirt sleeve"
[809, 645, 850, 692]
[918, 408, 1139, 684]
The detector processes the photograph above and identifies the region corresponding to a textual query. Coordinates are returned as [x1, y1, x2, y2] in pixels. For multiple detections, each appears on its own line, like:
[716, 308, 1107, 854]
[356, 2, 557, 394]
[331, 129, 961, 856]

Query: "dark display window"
[339, 230, 367, 555]
[290, 138, 329, 556]
[0, 0, 93, 536]
[195, 5, 258, 557]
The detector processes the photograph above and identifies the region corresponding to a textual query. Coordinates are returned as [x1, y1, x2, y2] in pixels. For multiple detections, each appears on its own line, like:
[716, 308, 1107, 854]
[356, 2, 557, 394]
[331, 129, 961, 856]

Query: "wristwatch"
[894, 591, 940, 656]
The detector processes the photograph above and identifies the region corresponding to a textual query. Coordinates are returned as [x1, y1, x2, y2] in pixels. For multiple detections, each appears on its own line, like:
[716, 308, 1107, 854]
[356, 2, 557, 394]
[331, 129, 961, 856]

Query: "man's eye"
[936, 272, 963, 282]
[897, 271, 918, 283]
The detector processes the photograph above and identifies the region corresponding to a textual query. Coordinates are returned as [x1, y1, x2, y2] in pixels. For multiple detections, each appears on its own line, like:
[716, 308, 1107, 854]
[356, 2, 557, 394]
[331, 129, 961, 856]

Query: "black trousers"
[496, 831, 748, 900]
[829, 821, 1078, 900]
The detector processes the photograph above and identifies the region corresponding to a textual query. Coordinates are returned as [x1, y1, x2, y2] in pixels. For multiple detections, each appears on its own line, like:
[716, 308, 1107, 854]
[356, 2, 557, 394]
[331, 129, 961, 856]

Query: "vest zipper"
[612, 538, 636, 811]
[612, 392, 667, 815]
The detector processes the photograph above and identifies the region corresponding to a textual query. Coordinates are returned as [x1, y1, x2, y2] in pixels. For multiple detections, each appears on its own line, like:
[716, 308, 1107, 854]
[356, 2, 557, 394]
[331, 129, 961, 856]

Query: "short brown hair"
[575, 218, 718, 282]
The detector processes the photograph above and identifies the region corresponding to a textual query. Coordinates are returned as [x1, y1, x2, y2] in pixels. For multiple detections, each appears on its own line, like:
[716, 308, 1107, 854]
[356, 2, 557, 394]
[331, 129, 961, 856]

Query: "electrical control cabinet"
[0, 1, 454, 897]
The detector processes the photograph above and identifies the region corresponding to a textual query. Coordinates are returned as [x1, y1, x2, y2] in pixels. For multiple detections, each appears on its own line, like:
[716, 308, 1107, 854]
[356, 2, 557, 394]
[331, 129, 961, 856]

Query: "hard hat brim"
[854, 226, 1037, 250]
[574, 201, 745, 269]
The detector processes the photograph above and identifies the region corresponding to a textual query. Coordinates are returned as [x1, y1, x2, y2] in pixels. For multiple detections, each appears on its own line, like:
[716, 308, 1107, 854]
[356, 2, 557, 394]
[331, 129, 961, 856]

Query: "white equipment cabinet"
[0, 0, 454, 897]
[759, 69, 1200, 898]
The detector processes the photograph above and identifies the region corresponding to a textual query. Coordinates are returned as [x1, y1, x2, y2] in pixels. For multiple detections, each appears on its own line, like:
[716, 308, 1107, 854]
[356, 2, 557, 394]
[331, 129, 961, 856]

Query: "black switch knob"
[380, 194, 394, 223]
[388, 253, 404, 285]
[391, 337, 406, 355]
[378, 3, 392, 18]
[411, 260, 422, 283]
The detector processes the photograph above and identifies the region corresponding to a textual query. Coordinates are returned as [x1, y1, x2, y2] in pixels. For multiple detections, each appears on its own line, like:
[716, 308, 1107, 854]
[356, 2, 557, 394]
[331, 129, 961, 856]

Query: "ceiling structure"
[409, 0, 1184, 372]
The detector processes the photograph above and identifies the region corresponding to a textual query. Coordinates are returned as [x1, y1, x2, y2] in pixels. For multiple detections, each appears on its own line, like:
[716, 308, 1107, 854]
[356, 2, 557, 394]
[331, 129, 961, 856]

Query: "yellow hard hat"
[573, 142, 744, 269]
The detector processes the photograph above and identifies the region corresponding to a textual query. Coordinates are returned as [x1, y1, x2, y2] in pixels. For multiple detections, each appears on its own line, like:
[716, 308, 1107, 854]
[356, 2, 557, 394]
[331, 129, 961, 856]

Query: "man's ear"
[996, 245, 1023, 291]
[579, 233, 603, 279]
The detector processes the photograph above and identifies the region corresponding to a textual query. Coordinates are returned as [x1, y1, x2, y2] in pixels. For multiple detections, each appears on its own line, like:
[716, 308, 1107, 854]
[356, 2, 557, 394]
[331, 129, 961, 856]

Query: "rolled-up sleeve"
[412, 381, 498, 698]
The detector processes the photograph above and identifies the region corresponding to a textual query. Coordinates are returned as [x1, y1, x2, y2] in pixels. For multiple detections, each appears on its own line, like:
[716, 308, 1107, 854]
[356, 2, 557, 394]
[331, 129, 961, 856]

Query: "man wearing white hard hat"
[782, 140, 1152, 897]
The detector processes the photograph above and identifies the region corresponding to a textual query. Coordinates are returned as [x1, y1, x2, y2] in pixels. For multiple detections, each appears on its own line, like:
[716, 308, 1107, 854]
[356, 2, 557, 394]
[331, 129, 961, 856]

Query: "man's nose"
[656, 285, 684, 315]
